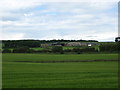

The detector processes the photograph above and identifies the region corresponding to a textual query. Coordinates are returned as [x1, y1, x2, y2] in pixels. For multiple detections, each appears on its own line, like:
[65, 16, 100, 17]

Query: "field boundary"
[15, 59, 119, 63]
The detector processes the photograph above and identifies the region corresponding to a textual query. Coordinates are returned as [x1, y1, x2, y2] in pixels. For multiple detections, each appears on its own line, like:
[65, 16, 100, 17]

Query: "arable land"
[2, 53, 118, 88]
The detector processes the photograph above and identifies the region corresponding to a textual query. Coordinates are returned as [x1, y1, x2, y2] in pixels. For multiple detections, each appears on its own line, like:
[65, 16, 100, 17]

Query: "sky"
[0, 0, 119, 42]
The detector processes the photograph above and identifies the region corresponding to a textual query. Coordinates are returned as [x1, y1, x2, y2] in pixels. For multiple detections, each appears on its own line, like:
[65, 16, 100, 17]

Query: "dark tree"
[99, 43, 118, 52]
[52, 46, 63, 53]
[115, 37, 120, 42]
[2, 49, 12, 53]
[13, 46, 30, 53]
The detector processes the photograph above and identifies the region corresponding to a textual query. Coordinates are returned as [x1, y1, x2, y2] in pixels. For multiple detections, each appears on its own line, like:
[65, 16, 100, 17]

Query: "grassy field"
[2, 53, 118, 88]
[2, 53, 118, 62]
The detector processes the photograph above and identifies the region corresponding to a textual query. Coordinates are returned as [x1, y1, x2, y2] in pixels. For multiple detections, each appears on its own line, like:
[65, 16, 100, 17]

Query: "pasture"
[2, 53, 118, 88]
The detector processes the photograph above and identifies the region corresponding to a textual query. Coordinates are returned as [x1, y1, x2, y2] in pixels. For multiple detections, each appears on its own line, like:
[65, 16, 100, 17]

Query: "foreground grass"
[3, 62, 118, 88]
[2, 53, 118, 88]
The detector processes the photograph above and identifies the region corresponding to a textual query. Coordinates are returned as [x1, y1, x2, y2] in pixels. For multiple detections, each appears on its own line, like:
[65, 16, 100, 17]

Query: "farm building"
[41, 42, 99, 47]
[66, 42, 87, 46]
[87, 42, 100, 46]
[66, 42, 99, 47]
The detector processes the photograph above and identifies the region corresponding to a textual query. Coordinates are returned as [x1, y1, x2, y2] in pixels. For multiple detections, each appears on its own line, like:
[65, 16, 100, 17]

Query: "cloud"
[39, 31, 117, 41]
[0, 33, 25, 40]
[1, 1, 118, 41]
[0, 0, 42, 12]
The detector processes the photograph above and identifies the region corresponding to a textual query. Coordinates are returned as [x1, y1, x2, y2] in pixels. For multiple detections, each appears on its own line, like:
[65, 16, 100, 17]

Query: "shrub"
[52, 46, 63, 53]
[99, 43, 118, 52]
[2, 49, 12, 53]
[64, 49, 72, 52]
[13, 46, 30, 53]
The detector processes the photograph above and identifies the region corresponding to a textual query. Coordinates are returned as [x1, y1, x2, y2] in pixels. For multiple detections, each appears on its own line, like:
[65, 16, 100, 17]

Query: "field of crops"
[2, 53, 118, 62]
[2, 53, 118, 88]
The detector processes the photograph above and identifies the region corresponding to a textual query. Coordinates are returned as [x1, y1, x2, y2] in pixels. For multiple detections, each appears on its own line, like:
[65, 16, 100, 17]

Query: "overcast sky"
[0, 0, 119, 42]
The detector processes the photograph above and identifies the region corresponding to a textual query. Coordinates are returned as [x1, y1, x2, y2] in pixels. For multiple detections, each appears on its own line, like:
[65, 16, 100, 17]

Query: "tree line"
[2, 42, 119, 54]
[2, 40, 98, 48]
[2, 40, 119, 54]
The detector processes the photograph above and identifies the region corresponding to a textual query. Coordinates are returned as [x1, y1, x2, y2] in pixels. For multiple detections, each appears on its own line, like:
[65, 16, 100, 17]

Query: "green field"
[2, 53, 118, 62]
[2, 53, 118, 88]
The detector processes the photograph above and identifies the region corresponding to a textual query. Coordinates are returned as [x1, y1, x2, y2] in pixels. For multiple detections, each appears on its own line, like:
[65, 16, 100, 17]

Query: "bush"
[72, 48, 83, 54]
[2, 49, 12, 53]
[64, 49, 72, 52]
[72, 47, 96, 53]
[77, 51, 82, 54]
[28, 49, 36, 53]
[52, 46, 63, 53]
[83, 47, 96, 52]
[0, 49, 2, 53]
[13, 46, 30, 53]
[99, 43, 118, 52]
[72, 48, 80, 52]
